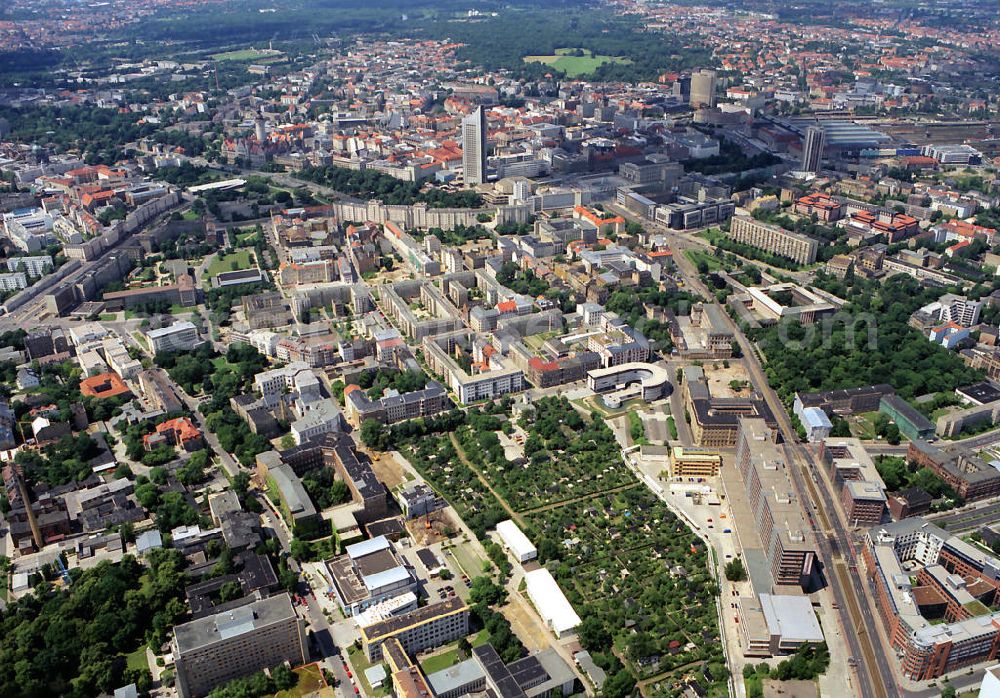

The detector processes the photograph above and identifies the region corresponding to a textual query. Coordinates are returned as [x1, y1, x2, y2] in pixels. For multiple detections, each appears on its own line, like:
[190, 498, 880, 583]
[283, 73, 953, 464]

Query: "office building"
[343, 381, 449, 427]
[794, 384, 895, 418]
[820, 438, 887, 526]
[328, 535, 417, 616]
[145, 321, 200, 354]
[683, 366, 778, 448]
[729, 217, 819, 265]
[668, 446, 723, 478]
[863, 519, 1000, 681]
[907, 440, 1000, 502]
[360, 596, 469, 661]
[879, 395, 935, 441]
[735, 418, 817, 589]
[801, 126, 826, 173]
[690, 69, 717, 108]
[173, 594, 307, 698]
[462, 107, 488, 186]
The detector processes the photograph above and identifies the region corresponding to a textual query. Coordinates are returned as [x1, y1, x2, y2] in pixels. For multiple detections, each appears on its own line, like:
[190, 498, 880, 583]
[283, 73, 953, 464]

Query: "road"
[612, 204, 895, 698]
[928, 497, 1000, 533]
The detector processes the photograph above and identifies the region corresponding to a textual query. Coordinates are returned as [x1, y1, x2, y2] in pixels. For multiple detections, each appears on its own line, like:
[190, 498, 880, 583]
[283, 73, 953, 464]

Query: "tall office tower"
[801, 125, 827, 173]
[689, 69, 717, 108]
[461, 106, 487, 186]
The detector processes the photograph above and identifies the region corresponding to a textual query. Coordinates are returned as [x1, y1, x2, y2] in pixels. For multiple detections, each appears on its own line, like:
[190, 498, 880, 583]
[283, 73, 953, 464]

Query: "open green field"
[211, 48, 283, 62]
[206, 249, 257, 277]
[523, 48, 631, 77]
[273, 663, 326, 698]
[684, 248, 727, 272]
[418, 630, 489, 676]
[125, 645, 148, 672]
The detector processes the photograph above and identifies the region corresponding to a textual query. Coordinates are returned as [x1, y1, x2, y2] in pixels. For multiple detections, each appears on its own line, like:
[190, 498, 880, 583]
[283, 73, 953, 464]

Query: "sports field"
[210, 48, 283, 62]
[523, 48, 631, 77]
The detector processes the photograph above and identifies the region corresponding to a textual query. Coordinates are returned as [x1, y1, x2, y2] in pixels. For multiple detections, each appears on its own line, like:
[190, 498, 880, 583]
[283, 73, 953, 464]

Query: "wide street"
[609, 201, 897, 698]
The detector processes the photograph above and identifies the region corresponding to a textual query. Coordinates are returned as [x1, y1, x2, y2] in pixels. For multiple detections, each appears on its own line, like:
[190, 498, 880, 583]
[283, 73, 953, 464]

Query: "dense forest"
[428, 9, 714, 81]
[296, 165, 483, 208]
[753, 274, 982, 403]
[0, 551, 187, 697]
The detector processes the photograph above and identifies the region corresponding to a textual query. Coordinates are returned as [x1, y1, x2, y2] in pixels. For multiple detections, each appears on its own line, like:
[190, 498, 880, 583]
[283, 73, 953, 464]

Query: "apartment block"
[728, 216, 818, 265]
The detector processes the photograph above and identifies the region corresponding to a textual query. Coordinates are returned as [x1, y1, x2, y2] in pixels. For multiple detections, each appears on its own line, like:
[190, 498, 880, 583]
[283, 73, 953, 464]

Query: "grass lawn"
[181, 209, 201, 221]
[169, 303, 193, 314]
[696, 228, 725, 245]
[574, 394, 646, 419]
[206, 249, 256, 278]
[471, 628, 489, 647]
[125, 645, 148, 672]
[854, 411, 881, 440]
[347, 646, 388, 697]
[667, 416, 678, 440]
[420, 647, 460, 675]
[99, 313, 119, 322]
[274, 663, 326, 698]
[131, 332, 149, 351]
[684, 248, 725, 272]
[449, 541, 486, 579]
[523, 48, 631, 77]
[211, 48, 282, 62]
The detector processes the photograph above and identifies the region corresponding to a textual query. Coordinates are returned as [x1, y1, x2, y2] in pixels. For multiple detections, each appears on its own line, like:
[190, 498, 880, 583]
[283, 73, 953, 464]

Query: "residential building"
[728, 216, 819, 265]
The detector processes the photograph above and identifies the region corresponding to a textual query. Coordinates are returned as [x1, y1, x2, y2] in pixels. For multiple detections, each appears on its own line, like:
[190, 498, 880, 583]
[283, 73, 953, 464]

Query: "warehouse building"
[496, 519, 537, 563]
[524, 568, 581, 638]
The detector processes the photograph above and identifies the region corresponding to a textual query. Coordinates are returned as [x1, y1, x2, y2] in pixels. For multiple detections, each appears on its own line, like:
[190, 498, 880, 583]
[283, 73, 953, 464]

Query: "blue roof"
[363, 566, 410, 591]
[801, 406, 832, 429]
[346, 535, 390, 559]
[135, 530, 162, 553]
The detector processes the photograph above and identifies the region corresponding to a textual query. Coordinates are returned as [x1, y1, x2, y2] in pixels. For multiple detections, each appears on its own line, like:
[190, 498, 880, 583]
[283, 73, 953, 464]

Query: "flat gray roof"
[174, 593, 296, 654]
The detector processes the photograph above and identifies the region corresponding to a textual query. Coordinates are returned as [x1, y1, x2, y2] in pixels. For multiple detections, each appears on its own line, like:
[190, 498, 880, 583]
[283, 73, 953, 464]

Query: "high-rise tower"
[689, 69, 717, 108]
[801, 125, 826, 173]
[461, 106, 487, 186]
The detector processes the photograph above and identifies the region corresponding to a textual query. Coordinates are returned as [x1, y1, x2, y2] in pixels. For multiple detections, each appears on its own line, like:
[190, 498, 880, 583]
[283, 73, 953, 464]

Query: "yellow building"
[670, 446, 723, 478]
